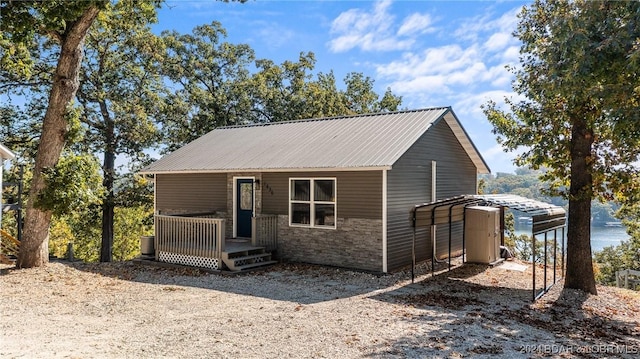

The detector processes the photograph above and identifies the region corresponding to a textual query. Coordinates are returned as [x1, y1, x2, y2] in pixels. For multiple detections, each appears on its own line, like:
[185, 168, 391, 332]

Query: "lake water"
[514, 223, 630, 253]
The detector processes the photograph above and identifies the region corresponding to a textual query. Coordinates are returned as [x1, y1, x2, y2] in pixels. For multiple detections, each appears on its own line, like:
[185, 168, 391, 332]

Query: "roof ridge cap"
[218, 107, 451, 130]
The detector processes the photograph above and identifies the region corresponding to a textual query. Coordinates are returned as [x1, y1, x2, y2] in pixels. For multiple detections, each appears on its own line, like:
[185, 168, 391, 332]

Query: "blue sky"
[154, 0, 530, 174]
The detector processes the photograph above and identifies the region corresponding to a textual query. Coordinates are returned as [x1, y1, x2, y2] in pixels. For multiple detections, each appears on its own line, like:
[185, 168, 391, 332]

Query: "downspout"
[431, 161, 437, 275]
[382, 169, 388, 273]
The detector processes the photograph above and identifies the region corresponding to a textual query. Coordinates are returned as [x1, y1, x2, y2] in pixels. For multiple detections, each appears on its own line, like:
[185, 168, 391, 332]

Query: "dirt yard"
[1, 259, 639, 358]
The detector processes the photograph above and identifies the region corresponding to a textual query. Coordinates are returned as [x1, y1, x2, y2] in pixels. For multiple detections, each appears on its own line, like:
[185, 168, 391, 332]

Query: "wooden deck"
[154, 214, 277, 271]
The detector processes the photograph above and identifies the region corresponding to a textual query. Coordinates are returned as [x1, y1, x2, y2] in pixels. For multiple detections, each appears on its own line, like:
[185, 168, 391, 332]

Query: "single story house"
[141, 107, 490, 272]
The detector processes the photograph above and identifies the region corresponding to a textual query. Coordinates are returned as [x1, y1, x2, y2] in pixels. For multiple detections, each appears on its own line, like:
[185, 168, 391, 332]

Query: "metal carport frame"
[410, 194, 566, 301]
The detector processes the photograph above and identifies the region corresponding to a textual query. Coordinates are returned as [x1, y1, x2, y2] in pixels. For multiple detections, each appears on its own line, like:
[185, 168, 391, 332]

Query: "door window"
[240, 182, 252, 210]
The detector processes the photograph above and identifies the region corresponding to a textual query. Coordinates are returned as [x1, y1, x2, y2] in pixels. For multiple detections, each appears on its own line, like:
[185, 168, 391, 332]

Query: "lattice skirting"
[158, 251, 220, 270]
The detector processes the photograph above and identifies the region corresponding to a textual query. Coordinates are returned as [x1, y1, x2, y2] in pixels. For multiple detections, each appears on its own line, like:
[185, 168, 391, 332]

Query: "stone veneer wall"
[276, 215, 383, 272]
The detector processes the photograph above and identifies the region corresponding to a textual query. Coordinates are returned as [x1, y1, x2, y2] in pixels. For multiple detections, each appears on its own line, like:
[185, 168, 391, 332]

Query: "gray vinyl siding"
[156, 173, 227, 214]
[261, 171, 382, 220]
[386, 119, 478, 271]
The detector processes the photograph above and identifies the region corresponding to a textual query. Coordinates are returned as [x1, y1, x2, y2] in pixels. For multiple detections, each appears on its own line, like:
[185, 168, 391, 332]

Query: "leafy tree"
[596, 199, 640, 288]
[159, 24, 403, 151]
[49, 217, 74, 259]
[250, 55, 401, 124]
[250, 52, 317, 123]
[36, 153, 104, 215]
[2, 0, 109, 267]
[159, 21, 256, 151]
[483, 0, 640, 294]
[343, 72, 400, 114]
[594, 238, 640, 288]
[48, 204, 102, 262]
[618, 200, 640, 244]
[0, 104, 42, 160]
[77, 1, 163, 262]
[1, 0, 166, 268]
[113, 206, 153, 261]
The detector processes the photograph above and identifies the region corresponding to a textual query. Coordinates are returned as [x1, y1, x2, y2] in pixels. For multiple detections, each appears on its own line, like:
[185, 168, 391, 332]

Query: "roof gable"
[0, 143, 15, 161]
[142, 107, 490, 174]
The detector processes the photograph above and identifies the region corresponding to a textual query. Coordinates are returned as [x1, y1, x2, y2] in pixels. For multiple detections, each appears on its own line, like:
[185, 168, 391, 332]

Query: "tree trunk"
[17, 7, 101, 268]
[100, 101, 115, 262]
[564, 117, 597, 294]
[100, 147, 115, 262]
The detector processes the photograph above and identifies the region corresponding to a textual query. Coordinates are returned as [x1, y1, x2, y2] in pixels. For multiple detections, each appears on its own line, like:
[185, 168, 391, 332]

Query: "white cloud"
[484, 32, 512, 52]
[376, 45, 480, 79]
[388, 75, 451, 95]
[397, 13, 435, 36]
[325, 1, 525, 174]
[454, 90, 515, 118]
[454, 7, 521, 42]
[370, 4, 525, 112]
[327, 0, 436, 53]
[502, 45, 520, 63]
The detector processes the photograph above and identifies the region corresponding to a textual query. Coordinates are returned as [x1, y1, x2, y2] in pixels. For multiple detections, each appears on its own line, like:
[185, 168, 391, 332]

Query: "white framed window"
[289, 178, 336, 229]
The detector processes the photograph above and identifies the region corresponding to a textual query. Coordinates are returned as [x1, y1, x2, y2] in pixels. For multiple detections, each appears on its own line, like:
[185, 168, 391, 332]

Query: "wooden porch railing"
[155, 215, 225, 261]
[252, 214, 278, 252]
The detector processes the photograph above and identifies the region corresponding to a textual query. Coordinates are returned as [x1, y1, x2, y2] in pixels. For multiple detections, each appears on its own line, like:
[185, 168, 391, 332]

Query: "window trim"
[289, 177, 337, 230]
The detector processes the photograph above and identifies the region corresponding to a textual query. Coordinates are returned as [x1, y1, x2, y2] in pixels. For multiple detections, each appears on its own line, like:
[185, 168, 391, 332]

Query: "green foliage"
[482, 0, 640, 202]
[49, 205, 152, 262]
[49, 217, 75, 259]
[79, 0, 163, 158]
[113, 206, 153, 261]
[49, 205, 102, 262]
[159, 21, 256, 149]
[618, 198, 640, 242]
[483, 1, 638, 292]
[250, 56, 402, 125]
[503, 211, 545, 263]
[481, 170, 567, 209]
[115, 173, 154, 209]
[37, 154, 104, 216]
[594, 237, 640, 288]
[159, 22, 403, 151]
[0, 0, 109, 76]
[0, 105, 41, 161]
[596, 199, 640, 288]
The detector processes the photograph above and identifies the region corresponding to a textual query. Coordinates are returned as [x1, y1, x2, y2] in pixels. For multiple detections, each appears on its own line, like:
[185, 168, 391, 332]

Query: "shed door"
[236, 178, 253, 238]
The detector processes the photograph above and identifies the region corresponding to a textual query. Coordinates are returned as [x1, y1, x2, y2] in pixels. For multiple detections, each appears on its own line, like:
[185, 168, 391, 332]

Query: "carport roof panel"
[469, 194, 566, 217]
[412, 194, 566, 228]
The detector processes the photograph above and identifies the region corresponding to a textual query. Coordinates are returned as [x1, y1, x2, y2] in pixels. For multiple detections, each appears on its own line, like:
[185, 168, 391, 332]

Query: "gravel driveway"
[1, 260, 638, 358]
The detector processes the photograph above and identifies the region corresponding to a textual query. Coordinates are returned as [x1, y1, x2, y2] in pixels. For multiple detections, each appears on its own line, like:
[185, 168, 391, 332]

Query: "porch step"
[231, 260, 278, 271]
[221, 246, 276, 271]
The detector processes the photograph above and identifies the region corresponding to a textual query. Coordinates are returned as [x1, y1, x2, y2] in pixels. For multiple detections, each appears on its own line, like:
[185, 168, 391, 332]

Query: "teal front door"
[236, 178, 253, 238]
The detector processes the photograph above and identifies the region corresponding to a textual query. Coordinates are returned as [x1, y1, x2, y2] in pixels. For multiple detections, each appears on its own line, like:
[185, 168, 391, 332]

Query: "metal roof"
[142, 107, 490, 174]
[0, 143, 15, 161]
[469, 194, 566, 217]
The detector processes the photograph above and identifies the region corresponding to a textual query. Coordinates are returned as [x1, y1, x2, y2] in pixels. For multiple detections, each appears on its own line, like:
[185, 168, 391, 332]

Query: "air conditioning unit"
[465, 206, 500, 264]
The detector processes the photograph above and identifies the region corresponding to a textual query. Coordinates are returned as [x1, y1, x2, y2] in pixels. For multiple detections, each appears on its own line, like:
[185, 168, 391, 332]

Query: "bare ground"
[1, 259, 638, 358]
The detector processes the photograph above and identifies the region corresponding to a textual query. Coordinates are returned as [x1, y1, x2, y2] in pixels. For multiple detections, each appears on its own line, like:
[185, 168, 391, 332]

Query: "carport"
[410, 194, 567, 300]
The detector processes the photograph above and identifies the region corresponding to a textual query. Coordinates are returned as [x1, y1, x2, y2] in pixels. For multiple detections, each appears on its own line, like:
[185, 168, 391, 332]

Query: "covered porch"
[153, 213, 278, 271]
